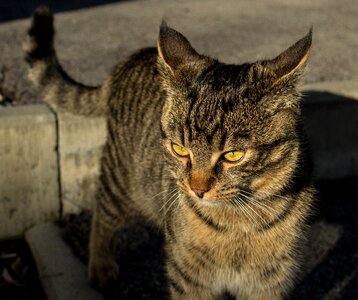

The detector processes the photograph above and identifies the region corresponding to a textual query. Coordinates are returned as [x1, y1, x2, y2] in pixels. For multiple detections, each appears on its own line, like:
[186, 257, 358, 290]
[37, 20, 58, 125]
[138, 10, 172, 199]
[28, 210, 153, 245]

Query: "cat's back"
[108, 45, 165, 149]
[108, 47, 163, 119]
[104, 47, 167, 206]
[107, 47, 165, 150]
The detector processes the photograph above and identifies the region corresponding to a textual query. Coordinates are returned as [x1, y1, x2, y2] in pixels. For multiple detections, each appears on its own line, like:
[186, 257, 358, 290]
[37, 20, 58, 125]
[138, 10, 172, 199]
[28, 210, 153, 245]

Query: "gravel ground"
[60, 176, 358, 300]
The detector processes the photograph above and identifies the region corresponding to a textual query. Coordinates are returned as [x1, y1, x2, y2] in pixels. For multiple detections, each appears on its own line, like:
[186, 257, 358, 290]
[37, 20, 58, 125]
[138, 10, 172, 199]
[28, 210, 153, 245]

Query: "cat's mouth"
[186, 189, 224, 207]
[177, 181, 225, 207]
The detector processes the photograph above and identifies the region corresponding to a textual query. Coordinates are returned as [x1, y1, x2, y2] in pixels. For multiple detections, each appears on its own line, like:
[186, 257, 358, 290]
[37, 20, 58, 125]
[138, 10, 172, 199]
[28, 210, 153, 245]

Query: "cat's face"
[160, 64, 301, 207]
[158, 24, 311, 207]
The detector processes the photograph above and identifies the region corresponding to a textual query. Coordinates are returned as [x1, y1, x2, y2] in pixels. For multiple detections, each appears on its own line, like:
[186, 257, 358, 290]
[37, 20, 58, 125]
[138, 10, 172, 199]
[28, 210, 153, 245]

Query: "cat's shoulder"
[126, 47, 158, 65]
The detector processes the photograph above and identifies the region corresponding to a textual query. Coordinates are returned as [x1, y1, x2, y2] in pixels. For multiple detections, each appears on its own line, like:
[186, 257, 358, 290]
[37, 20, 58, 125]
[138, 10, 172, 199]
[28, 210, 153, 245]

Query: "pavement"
[1, 0, 357, 299]
[25, 222, 103, 300]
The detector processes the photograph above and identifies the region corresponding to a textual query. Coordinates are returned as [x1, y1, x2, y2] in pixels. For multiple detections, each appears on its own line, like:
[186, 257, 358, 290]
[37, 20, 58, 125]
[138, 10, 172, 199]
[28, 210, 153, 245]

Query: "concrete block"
[0, 105, 59, 239]
[303, 81, 358, 101]
[57, 111, 106, 215]
[25, 223, 102, 300]
[302, 82, 358, 180]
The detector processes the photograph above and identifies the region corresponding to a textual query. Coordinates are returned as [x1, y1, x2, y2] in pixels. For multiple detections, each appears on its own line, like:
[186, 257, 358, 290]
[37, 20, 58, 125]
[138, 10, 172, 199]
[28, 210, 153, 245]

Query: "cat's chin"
[195, 197, 223, 207]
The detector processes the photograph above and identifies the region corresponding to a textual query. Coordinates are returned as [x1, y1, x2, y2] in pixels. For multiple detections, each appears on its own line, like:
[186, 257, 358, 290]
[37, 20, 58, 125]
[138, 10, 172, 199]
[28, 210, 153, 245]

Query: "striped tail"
[24, 6, 108, 116]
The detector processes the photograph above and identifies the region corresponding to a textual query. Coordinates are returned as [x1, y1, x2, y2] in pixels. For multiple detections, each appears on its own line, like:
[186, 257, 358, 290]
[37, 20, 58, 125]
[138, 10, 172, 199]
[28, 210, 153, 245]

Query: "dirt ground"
[60, 176, 358, 300]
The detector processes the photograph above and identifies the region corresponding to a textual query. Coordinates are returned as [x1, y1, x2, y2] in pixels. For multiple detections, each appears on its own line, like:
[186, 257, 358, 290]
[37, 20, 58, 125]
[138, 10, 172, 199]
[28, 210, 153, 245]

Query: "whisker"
[220, 188, 280, 219]
[150, 189, 170, 201]
[241, 188, 292, 202]
[244, 201, 267, 224]
[163, 191, 182, 217]
[267, 192, 293, 202]
[250, 198, 280, 217]
[239, 190, 282, 217]
[238, 201, 257, 226]
[158, 189, 180, 213]
[232, 198, 256, 227]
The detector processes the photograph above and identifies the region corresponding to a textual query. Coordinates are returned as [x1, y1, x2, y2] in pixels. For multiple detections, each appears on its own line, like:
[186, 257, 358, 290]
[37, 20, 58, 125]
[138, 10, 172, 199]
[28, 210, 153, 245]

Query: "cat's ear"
[157, 21, 203, 72]
[263, 28, 312, 82]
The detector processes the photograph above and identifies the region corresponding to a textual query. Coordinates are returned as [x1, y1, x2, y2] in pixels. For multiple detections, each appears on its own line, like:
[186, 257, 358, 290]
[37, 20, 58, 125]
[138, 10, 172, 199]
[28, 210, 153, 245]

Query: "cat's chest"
[176, 202, 284, 268]
[177, 205, 246, 265]
[169, 203, 294, 293]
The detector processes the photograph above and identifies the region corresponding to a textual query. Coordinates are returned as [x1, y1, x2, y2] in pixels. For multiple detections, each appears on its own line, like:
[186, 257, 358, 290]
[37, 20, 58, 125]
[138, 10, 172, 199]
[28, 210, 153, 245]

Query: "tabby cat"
[24, 6, 315, 300]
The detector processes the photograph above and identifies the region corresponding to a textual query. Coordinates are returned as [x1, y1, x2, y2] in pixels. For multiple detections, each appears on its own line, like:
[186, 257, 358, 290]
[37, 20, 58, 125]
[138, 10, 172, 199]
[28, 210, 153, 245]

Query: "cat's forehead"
[180, 64, 262, 135]
[174, 100, 263, 152]
[165, 63, 281, 150]
[183, 62, 265, 119]
[192, 63, 252, 98]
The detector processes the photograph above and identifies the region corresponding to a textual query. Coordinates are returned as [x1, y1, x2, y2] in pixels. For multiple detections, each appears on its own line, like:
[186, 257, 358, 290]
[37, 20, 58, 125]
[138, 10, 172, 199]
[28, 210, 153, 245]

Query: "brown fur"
[25, 7, 315, 299]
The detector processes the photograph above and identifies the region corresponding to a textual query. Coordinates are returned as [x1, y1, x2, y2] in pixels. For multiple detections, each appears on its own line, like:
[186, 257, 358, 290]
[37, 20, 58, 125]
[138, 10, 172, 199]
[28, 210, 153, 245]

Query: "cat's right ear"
[263, 28, 312, 83]
[157, 21, 203, 72]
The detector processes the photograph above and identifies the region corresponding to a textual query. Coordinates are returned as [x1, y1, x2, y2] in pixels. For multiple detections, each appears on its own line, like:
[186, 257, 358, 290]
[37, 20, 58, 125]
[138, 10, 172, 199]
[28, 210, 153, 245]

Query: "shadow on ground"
[60, 176, 358, 299]
[302, 91, 358, 180]
[0, 0, 128, 23]
[291, 177, 358, 299]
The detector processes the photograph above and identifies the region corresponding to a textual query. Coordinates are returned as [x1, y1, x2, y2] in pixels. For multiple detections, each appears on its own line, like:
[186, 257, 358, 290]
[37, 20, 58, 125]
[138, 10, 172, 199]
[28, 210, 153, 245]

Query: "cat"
[24, 6, 315, 300]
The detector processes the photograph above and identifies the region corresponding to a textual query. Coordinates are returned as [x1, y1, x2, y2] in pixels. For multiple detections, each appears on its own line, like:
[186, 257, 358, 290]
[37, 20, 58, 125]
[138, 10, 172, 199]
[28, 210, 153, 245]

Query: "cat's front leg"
[88, 205, 119, 288]
[88, 175, 129, 288]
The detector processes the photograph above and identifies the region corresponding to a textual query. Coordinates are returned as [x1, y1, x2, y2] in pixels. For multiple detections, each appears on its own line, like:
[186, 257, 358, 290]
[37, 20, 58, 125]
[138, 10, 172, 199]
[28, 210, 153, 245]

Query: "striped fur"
[25, 7, 315, 299]
[24, 6, 109, 116]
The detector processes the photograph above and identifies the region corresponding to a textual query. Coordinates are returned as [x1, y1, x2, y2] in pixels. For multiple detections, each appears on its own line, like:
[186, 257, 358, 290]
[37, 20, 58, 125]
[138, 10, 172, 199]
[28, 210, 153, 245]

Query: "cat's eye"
[223, 150, 245, 163]
[172, 143, 190, 157]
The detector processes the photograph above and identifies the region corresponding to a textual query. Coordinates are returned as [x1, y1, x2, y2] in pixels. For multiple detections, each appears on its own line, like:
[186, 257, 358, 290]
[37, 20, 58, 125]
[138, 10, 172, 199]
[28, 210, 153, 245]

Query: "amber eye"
[223, 150, 245, 162]
[172, 143, 190, 157]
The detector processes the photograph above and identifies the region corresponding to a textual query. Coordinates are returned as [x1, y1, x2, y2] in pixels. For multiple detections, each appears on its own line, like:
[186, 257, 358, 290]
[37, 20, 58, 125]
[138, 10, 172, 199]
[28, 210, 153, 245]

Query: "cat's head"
[157, 22, 312, 207]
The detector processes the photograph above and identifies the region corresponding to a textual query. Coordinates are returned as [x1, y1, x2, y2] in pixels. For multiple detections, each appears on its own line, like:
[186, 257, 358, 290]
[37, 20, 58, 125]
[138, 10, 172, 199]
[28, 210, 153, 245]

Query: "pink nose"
[191, 188, 209, 198]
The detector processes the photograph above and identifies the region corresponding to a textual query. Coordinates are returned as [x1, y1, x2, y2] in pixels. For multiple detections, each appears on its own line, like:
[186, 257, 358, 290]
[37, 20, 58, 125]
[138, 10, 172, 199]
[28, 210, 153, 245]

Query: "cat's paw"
[88, 257, 119, 289]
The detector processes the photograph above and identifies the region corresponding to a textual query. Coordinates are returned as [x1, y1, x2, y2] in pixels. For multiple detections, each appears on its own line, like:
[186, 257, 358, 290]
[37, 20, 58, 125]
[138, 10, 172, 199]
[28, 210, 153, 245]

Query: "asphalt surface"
[0, 0, 125, 23]
[0, 0, 357, 105]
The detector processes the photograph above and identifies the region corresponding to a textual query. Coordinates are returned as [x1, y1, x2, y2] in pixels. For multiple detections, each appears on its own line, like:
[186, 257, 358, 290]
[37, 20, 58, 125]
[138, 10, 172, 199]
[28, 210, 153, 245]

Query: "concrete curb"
[0, 105, 59, 239]
[0, 106, 106, 239]
[303, 81, 358, 102]
[302, 81, 358, 180]
[25, 222, 103, 300]
[57, 111, 106, 215]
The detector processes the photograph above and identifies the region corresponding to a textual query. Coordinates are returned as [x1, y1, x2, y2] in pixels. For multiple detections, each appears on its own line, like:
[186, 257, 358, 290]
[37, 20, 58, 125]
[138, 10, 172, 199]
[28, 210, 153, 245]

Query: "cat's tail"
[23, 6, 108, 116]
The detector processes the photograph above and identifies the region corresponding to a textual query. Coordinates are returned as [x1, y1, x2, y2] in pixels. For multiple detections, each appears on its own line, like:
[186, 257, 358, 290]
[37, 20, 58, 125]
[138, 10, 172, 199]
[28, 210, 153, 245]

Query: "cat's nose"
[191, 188, 209, 198]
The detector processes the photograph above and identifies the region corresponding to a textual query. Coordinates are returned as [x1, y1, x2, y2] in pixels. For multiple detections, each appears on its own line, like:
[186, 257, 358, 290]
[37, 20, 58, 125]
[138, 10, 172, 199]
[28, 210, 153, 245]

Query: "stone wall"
[0, 105, 106, 239]
[0, 105, 59, 238]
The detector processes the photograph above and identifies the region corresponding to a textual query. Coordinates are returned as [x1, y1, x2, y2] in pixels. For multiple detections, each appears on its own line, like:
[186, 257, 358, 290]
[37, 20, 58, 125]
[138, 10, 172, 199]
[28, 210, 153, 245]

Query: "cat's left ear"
[157, 21, 204, 72]
[263, 28, 312, 83]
